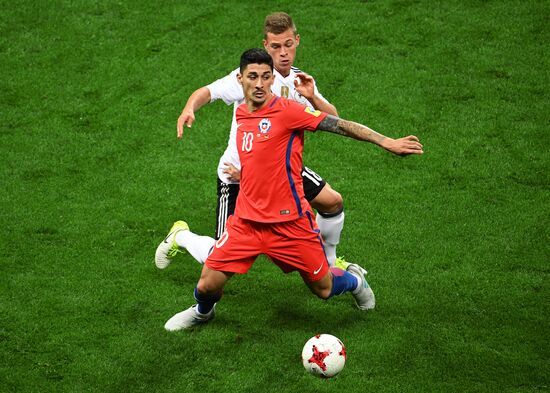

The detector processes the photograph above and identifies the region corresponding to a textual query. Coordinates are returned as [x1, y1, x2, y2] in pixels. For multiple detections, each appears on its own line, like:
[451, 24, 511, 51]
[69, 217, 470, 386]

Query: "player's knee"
[314, 186, 343, 215]
[196, 279, 219, 296]
[308, 279, 332, 300]
[313, 287, 332, 300]
[328, 190, 344, 212]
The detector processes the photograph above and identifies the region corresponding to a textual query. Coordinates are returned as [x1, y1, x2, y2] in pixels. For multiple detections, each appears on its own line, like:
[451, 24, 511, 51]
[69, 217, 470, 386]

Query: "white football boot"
[347, 263, 376, 310]
[164, 305, 215, 331]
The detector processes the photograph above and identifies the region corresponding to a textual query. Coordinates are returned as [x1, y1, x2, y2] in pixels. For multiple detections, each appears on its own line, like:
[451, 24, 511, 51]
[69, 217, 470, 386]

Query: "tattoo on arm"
[317, 115, 342, 134]
[317, 115, 387, 145]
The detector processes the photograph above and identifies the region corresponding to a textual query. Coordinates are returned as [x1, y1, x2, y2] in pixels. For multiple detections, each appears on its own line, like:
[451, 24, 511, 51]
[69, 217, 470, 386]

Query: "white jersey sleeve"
[207, 68, 244, 105]
[312, 82, 328, 105]
[206, 68, 245, 184]
[297, 68, 328, 106]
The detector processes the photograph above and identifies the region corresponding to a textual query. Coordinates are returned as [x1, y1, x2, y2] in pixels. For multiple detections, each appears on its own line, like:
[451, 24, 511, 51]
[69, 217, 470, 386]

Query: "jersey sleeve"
[295, 69, 329, 106]
[207, 68, 244, 105]
[282, 99, 328, 132]
[300, 82, 328, 108]
[313, 82, 328, 105]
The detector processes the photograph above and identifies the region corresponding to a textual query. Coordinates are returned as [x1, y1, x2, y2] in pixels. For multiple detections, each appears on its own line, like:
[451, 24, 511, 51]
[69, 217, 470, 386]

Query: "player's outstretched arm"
[317, 115, 423, 156]
[177, 87, 212, 139]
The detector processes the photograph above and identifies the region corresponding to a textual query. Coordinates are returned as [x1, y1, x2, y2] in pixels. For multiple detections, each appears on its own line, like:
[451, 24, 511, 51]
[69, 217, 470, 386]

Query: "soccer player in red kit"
[159, 48, 423, 330]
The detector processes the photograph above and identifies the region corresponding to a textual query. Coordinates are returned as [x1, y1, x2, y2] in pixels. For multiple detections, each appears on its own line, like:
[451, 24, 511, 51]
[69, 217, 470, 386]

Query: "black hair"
[239, 48, 273, 73]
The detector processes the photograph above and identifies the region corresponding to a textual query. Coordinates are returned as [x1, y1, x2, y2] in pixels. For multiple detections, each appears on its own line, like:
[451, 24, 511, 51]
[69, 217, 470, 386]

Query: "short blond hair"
[263, 12, 297, 38]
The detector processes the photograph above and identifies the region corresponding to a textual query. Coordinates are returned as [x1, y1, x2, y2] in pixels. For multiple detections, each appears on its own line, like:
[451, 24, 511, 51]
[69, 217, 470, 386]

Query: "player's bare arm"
[317, 115, 424, 156]
[177, 86, 212, 138]
[294, 73, 338, 116]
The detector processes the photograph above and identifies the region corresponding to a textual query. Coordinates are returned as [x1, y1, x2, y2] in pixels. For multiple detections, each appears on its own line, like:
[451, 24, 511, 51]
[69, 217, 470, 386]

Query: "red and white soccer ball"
[302, 334, 346, 378]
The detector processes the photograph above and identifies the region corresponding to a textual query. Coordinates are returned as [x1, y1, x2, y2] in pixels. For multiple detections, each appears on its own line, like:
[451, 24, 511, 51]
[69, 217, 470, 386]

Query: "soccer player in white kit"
[177, 12, 345, 265]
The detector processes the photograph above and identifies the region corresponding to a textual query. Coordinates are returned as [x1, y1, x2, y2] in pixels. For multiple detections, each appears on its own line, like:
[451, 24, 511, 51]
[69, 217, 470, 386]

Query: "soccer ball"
[302, 334, 346, 378]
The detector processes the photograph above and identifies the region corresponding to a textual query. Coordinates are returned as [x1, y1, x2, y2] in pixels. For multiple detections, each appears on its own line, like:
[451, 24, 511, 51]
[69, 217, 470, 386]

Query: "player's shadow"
[267, 295, 371, 332]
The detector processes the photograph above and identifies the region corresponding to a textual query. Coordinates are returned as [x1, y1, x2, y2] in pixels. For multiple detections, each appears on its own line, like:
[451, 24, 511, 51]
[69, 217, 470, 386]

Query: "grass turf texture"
[1, 0, 549, 392]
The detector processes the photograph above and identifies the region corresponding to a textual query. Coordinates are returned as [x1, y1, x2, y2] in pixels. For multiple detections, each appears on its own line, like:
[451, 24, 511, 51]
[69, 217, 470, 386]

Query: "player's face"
[238, 63, 274, 108]
[263, 29, 300, 77]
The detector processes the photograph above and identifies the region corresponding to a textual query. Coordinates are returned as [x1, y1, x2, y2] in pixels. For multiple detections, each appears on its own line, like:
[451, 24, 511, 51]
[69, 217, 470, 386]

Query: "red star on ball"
[308, 345, 331, 371]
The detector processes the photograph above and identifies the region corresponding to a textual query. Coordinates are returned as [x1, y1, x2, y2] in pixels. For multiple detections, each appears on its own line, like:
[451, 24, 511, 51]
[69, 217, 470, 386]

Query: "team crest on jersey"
[257, 118, 272, 135]
[304, 107, 322, 117]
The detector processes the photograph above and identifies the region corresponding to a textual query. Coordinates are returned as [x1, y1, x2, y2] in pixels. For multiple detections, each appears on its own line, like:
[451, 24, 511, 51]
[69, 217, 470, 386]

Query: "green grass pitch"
[1, 0, 548, 392]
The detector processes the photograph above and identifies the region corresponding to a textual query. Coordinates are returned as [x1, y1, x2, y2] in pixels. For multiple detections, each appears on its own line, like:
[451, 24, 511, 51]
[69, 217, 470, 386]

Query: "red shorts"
[205, 213, 329, 282]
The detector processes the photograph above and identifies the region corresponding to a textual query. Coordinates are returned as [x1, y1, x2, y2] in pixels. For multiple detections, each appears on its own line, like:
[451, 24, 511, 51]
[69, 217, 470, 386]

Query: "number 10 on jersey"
[242, 132, 254, 152]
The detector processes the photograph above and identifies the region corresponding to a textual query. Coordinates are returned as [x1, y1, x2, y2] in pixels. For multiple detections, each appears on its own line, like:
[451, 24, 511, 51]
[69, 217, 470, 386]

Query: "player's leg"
[155, 220, 215, 268]
[215, 178, 239, 239]
[302, 167, 344, 266]
[164, 216, 260, 331]
[303, 269, 351, 299]
[174, 227, 215, 265]
[164, 265, 231, 331]
[159, 178, 239, 267]
[310, 183, 344, 265]
[295, 213, 373, 309]
[266, 214, 374, 310]
[304, 266, 375, 310]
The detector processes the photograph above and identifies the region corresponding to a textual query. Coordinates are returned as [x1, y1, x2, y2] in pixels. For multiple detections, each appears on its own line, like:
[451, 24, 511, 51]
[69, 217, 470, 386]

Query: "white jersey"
[207, 66, 329, 184]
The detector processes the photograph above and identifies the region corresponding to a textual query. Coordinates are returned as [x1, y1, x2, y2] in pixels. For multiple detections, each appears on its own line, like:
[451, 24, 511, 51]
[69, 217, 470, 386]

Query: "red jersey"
[234, 96, 327, 223]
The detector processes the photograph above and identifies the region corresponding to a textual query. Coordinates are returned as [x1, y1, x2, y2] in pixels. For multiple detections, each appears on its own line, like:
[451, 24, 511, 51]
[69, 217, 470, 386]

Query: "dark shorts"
[301, 166, 326, 201]
[215, 180, 240, 239]
[214, 166, 326, 239]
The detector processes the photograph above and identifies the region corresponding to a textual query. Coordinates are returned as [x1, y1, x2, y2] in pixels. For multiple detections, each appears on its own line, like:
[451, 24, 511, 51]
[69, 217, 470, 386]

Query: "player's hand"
[177, 109, 195, 139]
[222, 162, 241, 182]
[383, 135, 424, 156]
[294, 73, 315, 100]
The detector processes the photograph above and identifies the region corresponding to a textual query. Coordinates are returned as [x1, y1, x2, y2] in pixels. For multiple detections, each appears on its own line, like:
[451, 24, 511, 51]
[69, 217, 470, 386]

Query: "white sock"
[316, 210, 345, 266]
[351, 273, 363, 294]
[175, 230, 215, 264]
